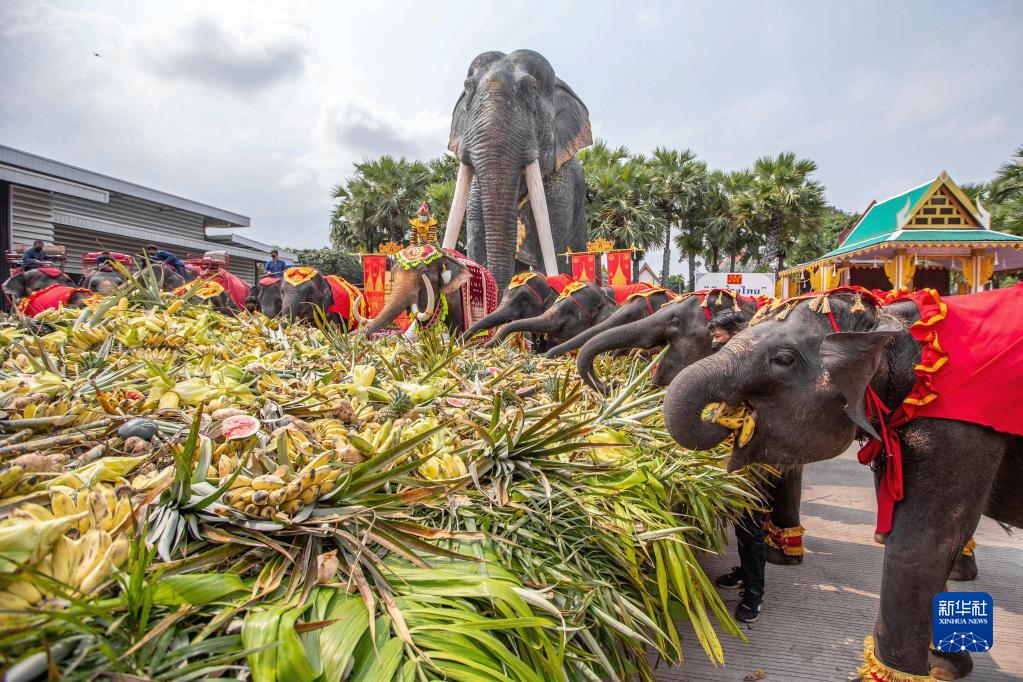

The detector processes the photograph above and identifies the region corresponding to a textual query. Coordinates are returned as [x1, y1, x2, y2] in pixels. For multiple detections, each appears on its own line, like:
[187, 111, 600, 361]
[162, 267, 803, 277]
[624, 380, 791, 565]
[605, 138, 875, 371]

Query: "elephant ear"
[3, 273, 26, 299]
[553, 79, 592, 168]
[440, 257, 470, 295]
[819, 315, 904, 440]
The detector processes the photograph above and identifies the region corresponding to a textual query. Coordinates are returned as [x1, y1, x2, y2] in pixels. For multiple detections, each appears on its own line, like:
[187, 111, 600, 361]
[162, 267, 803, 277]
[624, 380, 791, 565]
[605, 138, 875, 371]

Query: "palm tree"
[647, 148, 707, 284]
[330, 156, 433, 252]
[580, 141, 665, 278]
[988, 145, 1023, 235]
[701, 169, 755, 272]
[730, 152, 826, 274]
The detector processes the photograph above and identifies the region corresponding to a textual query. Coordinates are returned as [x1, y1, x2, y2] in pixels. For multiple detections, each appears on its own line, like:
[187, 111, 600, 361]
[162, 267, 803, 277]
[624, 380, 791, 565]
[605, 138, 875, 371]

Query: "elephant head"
[544, 290, 676, 359]
[280, 270, 333, 323]
[83, 269, 126, 294]
[462, 272, 560, 340]
[487, 282, 615, 347]
[444, 50, 591, 290]
[3, 269, 75, 301]
[247, 279, 283, 317]
[572, 291, 761, 394]
[359, 248, 471, 336]
[663, 292, 905, 472]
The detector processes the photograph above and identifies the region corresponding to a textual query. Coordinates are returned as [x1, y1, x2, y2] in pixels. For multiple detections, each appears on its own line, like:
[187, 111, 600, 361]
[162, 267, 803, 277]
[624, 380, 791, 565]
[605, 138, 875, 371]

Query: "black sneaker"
[735, 589, 763, 623]
[715, 566, 745, 589]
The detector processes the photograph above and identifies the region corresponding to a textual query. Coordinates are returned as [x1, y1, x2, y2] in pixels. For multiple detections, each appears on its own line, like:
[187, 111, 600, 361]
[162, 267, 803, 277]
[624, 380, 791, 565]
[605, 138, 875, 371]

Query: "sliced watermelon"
[221, 414, 260, 440]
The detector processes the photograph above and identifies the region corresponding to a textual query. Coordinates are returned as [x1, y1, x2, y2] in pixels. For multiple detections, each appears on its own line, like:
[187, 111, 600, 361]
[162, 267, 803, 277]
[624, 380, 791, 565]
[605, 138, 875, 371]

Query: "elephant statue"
[279, 267, 364, 327]
[461, 272, 574, 342]
[246, 277, 283, 317]
[359, 245, 497, 337]
[443, 50, 592, 292]
[663, 287, 1023, 680]
[3, 268, 76, 302]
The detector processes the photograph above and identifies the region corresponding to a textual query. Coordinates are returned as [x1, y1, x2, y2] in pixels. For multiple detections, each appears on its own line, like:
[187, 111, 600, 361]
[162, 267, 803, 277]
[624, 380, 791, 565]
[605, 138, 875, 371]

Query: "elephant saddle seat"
[259, 276, 280, 286]
[17, 284, 93, 317]
[442, 249, 499, 332]
[324, 275, 365, 327]
[854, 284, 1023, 533]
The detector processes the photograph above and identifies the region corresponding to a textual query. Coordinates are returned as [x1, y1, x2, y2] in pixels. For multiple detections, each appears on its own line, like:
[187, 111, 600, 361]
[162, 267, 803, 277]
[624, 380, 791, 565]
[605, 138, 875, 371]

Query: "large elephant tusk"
[523, 160, 559, 277]
[352, 295, 368, 325]
[443, 162, 474, 251]
[416, 273, 437, 321]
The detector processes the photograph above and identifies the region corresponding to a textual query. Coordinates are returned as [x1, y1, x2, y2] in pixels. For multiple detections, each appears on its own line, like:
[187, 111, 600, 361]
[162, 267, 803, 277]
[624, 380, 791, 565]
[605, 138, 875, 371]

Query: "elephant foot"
[949, 553, 978, 582]
[928, 648, 973, 680]
[766, 546, 803, 565]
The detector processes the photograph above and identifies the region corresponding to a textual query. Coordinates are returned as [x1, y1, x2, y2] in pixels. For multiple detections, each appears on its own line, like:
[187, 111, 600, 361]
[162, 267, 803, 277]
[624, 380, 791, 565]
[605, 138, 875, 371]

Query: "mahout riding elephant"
[3, 268, 76, 301]
[662, 287, 1023, 680]
[246, 277, 283, 317]
[461, 272, 574, 347]
[443, 50, 592, 292]
[486, 281, 620, 349]
[279, 267, 363, 327]
[359, 245, 497, 337]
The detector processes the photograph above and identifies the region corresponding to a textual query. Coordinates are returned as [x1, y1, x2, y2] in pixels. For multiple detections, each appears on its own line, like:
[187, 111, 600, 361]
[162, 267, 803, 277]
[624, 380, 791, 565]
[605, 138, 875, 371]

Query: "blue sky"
[1, 0, 1021, 273]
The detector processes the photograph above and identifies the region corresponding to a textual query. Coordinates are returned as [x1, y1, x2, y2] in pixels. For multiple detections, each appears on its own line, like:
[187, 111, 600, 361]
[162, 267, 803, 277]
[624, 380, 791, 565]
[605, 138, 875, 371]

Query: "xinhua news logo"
[933, 592, 993, 653]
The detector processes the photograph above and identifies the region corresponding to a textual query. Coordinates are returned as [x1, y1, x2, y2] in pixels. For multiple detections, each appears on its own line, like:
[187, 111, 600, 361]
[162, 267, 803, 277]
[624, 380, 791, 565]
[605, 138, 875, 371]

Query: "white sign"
[695, 272, 775, 297]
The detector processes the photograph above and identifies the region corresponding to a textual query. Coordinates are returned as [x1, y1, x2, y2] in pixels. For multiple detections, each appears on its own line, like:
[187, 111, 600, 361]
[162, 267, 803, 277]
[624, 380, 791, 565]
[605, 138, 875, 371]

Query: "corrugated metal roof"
[0, 164, 109, 203]
[0, 145, 248, 227]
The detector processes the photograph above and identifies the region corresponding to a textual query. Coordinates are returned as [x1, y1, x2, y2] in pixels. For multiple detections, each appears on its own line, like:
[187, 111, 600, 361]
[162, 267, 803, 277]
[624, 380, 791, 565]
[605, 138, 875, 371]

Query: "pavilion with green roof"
[778, 171, 1023, 297]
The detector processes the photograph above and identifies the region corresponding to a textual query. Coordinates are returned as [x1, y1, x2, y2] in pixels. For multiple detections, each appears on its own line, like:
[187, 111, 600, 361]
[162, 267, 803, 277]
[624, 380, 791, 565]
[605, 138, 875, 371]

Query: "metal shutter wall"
[11, 186, 55, 246]
[53, 193, 206, 242]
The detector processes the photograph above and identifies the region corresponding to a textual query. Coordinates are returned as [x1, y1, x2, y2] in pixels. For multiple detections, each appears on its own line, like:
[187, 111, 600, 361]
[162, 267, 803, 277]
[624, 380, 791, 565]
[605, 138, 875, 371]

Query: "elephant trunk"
[663, 354, 734, 450]
[545, 307, 635, 358]
[463, 304, 518, 341]
[487, 308, 561, 347]
[574, 316, 666, 394]
[473, 159, 521, 293]
[361, 285, 417, 336]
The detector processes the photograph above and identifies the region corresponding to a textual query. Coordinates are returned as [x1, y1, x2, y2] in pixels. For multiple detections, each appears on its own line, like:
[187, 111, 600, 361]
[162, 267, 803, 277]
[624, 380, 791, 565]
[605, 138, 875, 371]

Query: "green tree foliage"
[647, 148, 707, 285]
[729, 152, 827, 274]
[786, 206, 858, 267]
[329, 155, 458, 252]
[987, 144, 1023, 235]
[286, 248, 364, 285]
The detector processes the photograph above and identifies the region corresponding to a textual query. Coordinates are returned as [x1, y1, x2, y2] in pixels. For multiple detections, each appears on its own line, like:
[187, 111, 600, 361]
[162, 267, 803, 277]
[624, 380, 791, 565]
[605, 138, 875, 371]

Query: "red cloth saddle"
[443, 249, 499, 332]
[610, 282, 656, 304]
[324, 275, 363, 326]
[17, 285, 91, 317]
[205, 271, 250, 308]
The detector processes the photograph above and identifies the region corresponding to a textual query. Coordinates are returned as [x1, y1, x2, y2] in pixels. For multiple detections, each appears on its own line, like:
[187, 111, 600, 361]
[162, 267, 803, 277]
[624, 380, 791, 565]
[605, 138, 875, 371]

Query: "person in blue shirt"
[95, 251, 117, 268]
[145, 244, 187, 276]
[21, 240, 51, 271]
[264, 250, 287, 279]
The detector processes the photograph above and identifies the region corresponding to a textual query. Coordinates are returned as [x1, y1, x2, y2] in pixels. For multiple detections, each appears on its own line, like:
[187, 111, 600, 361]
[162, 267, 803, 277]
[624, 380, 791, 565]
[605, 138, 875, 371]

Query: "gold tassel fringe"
[859, 636, 936, 681]
[962, 538, 977, 557]
[851, 294, 866, 313]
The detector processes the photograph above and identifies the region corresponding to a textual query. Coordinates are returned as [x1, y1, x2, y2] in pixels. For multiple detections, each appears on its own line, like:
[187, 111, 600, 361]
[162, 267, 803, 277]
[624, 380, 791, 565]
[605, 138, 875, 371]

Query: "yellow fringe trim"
[776, 304, 794, 321]
[859, 636, 936, 681]
[851, 294, 866, 313]
[962, 538, 977, 557]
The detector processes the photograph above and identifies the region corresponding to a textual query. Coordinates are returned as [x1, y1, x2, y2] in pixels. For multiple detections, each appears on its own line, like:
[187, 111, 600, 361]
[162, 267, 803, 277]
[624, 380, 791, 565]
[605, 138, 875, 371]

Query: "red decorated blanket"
[324, 275, 364, 327]
[610, 282, 656, 305]
[204, 271, 250, 308]
[444, 249, 498, 333]
[17, 284, 92, 317]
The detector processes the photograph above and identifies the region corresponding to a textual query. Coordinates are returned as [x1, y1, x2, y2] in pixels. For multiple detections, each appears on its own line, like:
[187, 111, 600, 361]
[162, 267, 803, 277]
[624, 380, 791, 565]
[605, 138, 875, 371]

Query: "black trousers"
[735, 510, 766, 594]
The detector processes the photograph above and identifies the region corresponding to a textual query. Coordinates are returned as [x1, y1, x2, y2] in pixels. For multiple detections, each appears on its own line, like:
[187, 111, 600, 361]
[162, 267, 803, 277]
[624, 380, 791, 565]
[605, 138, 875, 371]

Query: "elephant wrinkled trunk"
[487, 308, 560, 347]
[573, 316, 663, 394]
[463, 305, 516, 341]
[361, 287, 417, 336]
[473, 160, 521, 293]
[546, 308, 635, 358]
[664, 354, 734, 451]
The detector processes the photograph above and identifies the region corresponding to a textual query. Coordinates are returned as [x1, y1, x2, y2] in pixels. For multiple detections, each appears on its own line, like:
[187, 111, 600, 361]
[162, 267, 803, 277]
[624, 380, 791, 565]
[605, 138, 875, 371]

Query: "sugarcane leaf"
[152, 573, 248, 606]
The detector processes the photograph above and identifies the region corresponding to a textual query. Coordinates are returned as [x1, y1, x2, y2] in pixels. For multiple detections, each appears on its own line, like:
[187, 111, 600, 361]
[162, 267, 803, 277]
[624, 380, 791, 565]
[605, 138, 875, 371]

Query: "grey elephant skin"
[487, 283, 617, 349]
[247, 279, 283, 318]
[462, 274, 562, 341]
[3, 269, 76, 300]
[662, 292, 1021, 679]
[447, 50, 591, 291]
[360, 252, 473, 336]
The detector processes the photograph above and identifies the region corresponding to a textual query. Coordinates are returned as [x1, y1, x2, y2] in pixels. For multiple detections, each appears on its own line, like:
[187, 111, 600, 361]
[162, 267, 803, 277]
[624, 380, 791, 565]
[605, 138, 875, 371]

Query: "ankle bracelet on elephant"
[763, 516, 805, 557]
[860, 636, 936, 682]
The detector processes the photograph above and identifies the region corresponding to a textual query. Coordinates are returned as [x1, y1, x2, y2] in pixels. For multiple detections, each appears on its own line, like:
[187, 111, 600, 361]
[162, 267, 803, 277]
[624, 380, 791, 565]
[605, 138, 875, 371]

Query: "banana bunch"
[419, 452, 467, 481]
[66, 323, 112, 351]
[701, 401, 756, 447]
[49, 484, 133, 535]
[0, 466, 26, 498]
[221, 453, 341, 520]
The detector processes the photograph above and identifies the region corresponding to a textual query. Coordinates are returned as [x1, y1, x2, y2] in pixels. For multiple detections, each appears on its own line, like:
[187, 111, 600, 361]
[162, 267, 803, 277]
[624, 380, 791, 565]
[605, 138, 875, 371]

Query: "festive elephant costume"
[443, 50, 591, 292]
[663, 286, 1023, 680]
[3, 268, 76, 301]
[15, 285, 94, 317]
[279, 267, 364, 328]
[487, 281, 621, 349]
[174, 279, 240, 315]
[359, 245, 498, 337]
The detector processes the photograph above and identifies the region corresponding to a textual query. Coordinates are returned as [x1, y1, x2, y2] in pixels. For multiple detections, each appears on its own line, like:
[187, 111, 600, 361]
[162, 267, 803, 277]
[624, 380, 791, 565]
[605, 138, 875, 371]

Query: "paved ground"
[653, 447, 1023, 681]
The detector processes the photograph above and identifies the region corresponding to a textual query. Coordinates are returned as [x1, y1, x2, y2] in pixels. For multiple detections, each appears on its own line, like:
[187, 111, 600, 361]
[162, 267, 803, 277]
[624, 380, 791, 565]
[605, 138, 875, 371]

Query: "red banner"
[570, 253, 598, 283]
[362, 254, 387, 318]
[606, 250, 632, 287]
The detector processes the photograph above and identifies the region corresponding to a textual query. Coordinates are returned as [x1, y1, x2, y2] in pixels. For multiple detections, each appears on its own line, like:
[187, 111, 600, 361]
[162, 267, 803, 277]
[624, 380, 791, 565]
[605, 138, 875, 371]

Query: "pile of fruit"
[0, 291, 761, 682]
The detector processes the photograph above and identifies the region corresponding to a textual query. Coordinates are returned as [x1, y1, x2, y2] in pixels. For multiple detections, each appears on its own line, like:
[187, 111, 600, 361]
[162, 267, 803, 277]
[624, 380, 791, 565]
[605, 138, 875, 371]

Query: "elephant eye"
[771, 349, 797, 367]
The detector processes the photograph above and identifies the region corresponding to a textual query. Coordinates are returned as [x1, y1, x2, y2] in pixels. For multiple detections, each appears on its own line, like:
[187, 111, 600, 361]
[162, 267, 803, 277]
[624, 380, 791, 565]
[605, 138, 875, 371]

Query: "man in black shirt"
[21, 240, 51, 271]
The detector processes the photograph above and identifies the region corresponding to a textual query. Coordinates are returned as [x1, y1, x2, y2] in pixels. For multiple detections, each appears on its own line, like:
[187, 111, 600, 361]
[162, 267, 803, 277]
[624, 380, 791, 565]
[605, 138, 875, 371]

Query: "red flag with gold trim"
[606, 250, 632, 286]
[570, 253, 597, 283]
[362, 255, 387, 318]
